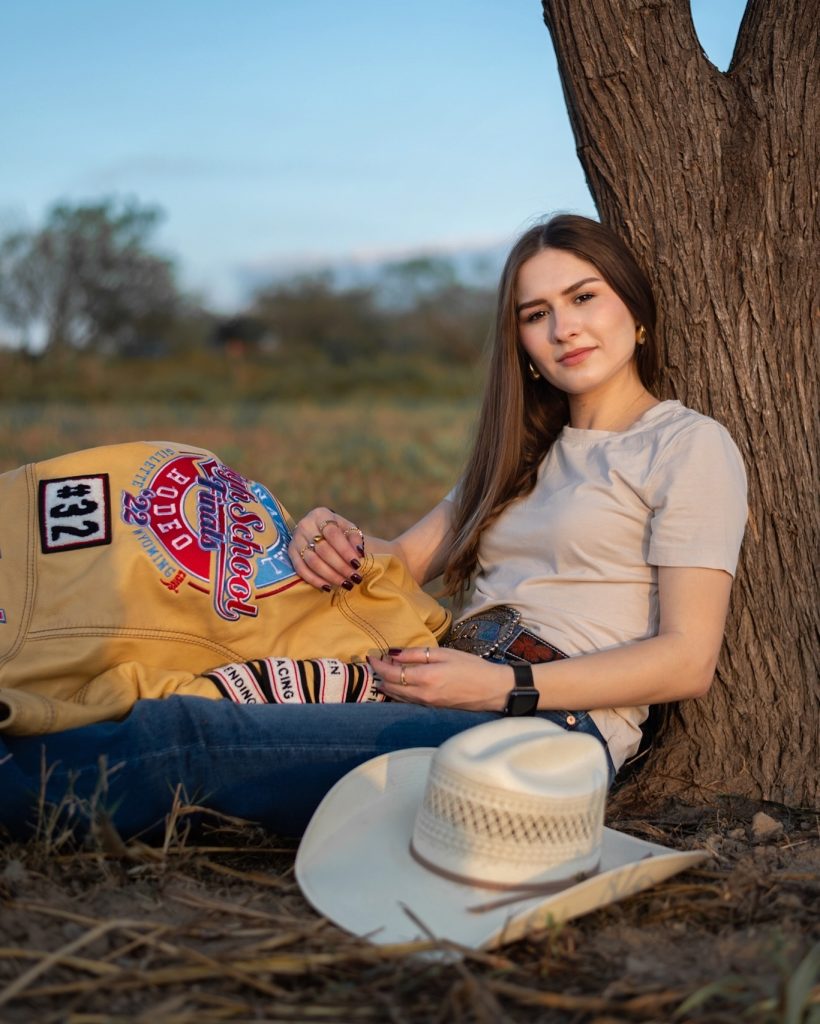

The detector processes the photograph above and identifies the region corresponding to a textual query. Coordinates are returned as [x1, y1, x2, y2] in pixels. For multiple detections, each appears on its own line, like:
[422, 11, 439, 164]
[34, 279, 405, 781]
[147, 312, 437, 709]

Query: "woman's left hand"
[367, 646, 512, 711]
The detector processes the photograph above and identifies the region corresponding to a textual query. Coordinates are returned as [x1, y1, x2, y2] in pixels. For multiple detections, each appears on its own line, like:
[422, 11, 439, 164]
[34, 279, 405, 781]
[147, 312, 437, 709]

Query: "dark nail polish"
[321, 584, 332, 593]
[341, 581, 354, 591]
[350, 558, 361, 570]
[350, 573, 362, 584]
[388, 647, 402, 656]
[357, 545, 365, 557]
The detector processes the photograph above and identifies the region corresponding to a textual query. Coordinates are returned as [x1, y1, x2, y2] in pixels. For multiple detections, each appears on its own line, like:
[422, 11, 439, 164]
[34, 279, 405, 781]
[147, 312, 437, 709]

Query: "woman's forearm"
[531, 631, 719, 711]
[524, 565, 733, 710]
[368, 632, 717, 715]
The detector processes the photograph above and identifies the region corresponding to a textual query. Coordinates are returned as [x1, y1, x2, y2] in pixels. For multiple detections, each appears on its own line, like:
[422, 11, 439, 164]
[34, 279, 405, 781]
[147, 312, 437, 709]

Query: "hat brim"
[295, 747, 708, 950]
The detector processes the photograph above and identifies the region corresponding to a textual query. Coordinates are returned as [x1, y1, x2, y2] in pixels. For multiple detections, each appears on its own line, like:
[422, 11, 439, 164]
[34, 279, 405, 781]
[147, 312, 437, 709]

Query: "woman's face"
[515, 247, 640, 401]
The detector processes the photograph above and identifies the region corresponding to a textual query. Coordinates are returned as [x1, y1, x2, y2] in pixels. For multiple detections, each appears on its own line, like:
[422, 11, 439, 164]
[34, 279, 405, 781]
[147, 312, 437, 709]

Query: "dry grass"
[0, 399, 477, 536]
[1, 402, 819, 1022]
[1, 800, 817, 1023]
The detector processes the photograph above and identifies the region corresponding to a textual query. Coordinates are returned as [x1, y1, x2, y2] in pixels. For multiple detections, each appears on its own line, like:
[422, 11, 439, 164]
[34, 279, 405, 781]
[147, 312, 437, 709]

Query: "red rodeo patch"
[39, 475, 112, 554]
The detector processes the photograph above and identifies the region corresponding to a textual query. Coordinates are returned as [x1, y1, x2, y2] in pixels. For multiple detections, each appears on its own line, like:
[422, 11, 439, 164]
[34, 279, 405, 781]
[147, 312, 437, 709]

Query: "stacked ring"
[300, 533, 326, 557]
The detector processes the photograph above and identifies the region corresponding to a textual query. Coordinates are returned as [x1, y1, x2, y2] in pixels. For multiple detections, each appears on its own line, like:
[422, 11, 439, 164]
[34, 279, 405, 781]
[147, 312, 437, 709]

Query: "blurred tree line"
[0, 198, 495, 399]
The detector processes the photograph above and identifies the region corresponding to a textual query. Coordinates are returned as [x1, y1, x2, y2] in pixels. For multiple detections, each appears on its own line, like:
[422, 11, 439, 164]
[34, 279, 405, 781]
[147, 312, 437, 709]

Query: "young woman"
[290, 215, 747, 778]
[0, 216, 746, 840]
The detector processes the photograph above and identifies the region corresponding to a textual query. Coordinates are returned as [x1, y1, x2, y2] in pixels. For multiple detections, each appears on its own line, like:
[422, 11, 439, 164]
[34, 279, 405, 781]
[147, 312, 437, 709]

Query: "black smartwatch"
[503, 662, 539, 716]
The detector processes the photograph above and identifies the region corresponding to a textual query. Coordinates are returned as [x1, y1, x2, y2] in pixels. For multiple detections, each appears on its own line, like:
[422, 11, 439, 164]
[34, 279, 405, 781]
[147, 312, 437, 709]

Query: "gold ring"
[318, 518, 338, 536]
[299, 544, 311, 558]
[425, 647, 430, 664]
[312, 533, 324, 546]
[400, 665, 408, 686]
[343, 526, 363, 538]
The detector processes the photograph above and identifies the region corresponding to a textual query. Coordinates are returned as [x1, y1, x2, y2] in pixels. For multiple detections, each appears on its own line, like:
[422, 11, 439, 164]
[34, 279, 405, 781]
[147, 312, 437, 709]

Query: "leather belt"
[442, 605, 567, 665]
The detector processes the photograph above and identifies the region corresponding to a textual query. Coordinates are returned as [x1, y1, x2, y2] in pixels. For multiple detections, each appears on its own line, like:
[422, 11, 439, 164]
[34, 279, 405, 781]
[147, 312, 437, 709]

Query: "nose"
[551, 306, 579, 344]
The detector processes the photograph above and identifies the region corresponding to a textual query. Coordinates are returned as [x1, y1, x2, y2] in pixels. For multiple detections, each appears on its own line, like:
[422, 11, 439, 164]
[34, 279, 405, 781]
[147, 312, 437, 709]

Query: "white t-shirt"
[453, 400, 747, 769]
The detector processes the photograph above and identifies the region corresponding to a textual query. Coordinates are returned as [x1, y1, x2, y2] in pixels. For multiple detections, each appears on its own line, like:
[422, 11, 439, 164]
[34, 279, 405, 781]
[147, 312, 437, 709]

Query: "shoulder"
[643, 400, 736, 443]
[642, 404, 747, 527]
[642, 402, 745, 479]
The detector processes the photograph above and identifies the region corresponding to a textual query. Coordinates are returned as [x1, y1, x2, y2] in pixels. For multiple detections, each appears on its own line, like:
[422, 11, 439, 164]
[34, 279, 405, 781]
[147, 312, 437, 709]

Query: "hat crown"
[412, 719, 606, 888]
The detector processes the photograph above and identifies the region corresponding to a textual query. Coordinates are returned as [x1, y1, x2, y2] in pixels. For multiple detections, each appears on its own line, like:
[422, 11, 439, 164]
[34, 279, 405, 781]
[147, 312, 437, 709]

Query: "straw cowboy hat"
[295, 718, 708, 949]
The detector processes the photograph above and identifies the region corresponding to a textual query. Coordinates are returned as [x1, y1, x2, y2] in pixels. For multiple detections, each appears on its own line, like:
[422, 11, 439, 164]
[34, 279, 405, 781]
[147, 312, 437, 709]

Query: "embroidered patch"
[39, 475, 111, 554]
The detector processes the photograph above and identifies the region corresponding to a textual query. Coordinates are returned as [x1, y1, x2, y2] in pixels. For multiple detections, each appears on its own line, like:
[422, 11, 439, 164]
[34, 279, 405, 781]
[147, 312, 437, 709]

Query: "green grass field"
[0, 399, 478, 536]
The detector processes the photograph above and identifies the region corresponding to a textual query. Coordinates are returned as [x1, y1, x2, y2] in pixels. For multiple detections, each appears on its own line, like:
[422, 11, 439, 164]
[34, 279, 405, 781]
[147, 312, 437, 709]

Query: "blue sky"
[0, 1, 747, 310]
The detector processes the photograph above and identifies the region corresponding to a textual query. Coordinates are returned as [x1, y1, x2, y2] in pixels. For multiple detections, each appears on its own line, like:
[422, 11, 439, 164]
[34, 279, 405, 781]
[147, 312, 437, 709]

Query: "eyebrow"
[515, 277, 603, 314]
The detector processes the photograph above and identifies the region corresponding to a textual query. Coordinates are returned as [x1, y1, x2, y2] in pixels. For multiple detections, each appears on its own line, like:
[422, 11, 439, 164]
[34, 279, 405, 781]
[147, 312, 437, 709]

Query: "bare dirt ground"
[1, 796, 817, 1024]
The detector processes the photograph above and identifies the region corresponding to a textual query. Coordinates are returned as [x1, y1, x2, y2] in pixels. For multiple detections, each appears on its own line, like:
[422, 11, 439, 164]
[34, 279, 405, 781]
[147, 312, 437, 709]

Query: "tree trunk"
[541, 0, 818, 808]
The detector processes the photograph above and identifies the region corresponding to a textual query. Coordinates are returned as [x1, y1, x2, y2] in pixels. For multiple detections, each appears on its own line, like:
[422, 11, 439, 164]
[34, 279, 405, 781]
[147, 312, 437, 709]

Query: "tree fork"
[542, 0, 818, 807]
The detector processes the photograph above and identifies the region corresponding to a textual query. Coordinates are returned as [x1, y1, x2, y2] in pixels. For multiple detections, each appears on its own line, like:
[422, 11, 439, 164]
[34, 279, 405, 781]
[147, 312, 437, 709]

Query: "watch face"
[505, 688, 539, 717]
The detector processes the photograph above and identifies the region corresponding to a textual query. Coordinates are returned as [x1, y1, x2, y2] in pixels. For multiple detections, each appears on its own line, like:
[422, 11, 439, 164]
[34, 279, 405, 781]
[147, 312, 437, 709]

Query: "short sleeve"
[646, 420, 747, 576]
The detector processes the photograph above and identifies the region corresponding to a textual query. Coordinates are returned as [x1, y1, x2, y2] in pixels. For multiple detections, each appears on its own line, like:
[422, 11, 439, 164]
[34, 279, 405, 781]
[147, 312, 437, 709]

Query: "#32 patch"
[39, 475, 111, 554]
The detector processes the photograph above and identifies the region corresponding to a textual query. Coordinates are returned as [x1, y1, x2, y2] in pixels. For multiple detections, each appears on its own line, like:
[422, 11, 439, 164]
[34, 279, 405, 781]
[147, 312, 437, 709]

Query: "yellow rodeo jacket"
[0, 442, 451, 736]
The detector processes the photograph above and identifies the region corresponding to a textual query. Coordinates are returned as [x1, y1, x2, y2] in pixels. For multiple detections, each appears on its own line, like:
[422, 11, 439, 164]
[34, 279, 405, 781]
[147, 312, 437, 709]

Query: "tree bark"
[541, 0, 818, 808]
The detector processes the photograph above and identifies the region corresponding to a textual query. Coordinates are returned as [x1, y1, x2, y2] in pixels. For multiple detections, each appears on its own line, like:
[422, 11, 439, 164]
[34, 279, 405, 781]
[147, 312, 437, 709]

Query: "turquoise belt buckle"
[443, 605, 521, 659]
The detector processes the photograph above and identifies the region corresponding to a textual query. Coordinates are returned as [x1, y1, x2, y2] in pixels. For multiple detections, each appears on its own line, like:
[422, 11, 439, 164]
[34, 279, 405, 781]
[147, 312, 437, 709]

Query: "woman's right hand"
[288, 507, 367, 591]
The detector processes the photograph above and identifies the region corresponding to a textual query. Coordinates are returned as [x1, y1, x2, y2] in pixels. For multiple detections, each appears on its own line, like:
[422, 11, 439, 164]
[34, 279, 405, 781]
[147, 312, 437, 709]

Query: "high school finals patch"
[295, 718, 708, 950]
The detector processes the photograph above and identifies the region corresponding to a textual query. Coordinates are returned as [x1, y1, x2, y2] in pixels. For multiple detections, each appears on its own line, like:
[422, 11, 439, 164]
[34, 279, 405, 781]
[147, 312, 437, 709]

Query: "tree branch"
[541, 0, 718, 136]
[540, 0, 734, 241]
[730, 0, 818, 75]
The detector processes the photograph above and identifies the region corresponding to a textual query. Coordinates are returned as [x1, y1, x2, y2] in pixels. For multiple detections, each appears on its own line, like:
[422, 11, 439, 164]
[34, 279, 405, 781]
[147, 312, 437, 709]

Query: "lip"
[557, 347, 595, 367]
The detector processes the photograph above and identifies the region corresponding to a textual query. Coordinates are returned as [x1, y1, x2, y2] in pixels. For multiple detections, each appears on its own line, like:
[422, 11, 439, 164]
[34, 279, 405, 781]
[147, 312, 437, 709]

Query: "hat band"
[409, 839, 600, 914]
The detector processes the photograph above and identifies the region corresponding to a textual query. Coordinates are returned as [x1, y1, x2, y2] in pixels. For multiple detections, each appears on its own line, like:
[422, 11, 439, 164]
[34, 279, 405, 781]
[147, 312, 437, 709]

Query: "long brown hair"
[441, 215, 659, 601]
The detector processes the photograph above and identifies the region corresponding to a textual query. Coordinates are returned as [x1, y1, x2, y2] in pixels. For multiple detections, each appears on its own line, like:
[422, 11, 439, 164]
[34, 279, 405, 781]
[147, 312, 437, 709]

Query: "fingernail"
[341, 581, 354, 591]
[349, 573, 362, 585]
[350, 558, 361, 570]
[388, 647, 402, 656]
[357, 545, 365, 556]
[321, 584, 332, 593]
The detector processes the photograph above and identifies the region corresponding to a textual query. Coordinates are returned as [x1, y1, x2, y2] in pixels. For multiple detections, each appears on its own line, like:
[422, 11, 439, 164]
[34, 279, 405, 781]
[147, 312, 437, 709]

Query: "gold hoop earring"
[528, 361, 541, 381]
[636, 325, 647, 346]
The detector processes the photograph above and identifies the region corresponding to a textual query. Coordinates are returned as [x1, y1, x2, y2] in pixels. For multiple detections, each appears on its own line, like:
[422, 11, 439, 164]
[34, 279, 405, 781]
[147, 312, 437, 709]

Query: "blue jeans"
[0, 698, 616, 841]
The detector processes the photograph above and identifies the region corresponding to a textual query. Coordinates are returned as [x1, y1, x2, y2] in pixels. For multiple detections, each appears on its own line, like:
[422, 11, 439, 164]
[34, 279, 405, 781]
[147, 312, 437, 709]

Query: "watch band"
[512, 663, 535, 689]
[504, 662, 540, 717]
